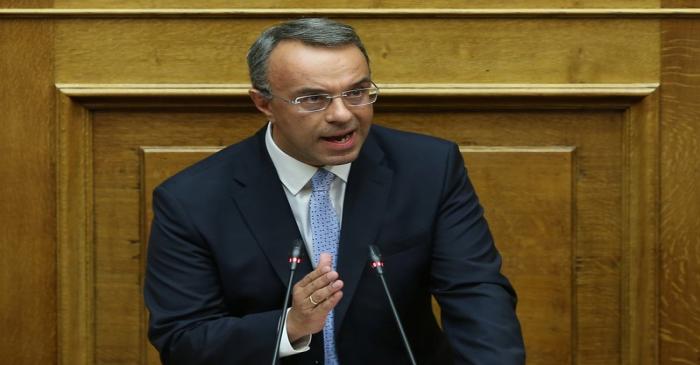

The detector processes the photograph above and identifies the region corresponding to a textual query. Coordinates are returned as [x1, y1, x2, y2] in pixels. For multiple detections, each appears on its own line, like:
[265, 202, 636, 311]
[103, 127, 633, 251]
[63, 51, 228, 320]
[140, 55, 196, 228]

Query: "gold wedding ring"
[308, 295, 320, 306]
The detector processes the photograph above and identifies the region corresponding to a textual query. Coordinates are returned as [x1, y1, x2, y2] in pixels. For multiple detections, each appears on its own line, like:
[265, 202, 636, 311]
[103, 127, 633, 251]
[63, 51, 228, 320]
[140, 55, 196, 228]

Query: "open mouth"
[323, 131, 353, 143]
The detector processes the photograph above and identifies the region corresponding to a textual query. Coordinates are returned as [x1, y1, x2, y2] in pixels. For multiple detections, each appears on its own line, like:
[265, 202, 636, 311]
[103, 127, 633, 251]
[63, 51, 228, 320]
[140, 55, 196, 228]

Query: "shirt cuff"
[279, 308, 312, 357]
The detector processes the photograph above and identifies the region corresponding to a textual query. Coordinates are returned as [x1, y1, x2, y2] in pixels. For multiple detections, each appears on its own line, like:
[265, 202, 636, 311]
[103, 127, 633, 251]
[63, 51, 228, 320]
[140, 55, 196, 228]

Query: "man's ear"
[249, 89, 274, 120]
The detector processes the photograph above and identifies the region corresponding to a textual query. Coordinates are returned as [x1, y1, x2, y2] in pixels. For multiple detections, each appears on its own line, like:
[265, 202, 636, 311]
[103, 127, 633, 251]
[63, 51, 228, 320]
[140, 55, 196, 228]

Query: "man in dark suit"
[144, 18, 525, 364]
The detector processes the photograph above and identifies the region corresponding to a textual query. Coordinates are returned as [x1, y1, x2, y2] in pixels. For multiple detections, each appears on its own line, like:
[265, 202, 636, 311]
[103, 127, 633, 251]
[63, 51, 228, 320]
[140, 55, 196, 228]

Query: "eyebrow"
[349, 77, 372, 89]
[294, 87, 328, 96]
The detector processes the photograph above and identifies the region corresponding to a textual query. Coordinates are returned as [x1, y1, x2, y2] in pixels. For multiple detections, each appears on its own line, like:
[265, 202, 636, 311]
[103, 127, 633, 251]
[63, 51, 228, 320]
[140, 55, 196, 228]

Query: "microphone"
[271, 239, 304, 364]
[368, 245, 417, 365]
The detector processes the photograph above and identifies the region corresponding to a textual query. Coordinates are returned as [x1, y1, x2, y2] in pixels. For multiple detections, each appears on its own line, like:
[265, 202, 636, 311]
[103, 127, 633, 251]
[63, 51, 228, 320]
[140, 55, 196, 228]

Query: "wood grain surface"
[0, 19, 56, 365]
[663, 0, 700, 8]
[462, 147, 575, 365]
[0, 0, 50, 7]
[660, 18, 700, 365]
[55, 18, 658, 84]
[52, 0, 659, 9]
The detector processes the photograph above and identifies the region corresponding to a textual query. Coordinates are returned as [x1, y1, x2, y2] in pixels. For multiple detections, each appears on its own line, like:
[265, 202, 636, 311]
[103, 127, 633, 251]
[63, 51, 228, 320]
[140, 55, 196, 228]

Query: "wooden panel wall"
[1, 3, 699, 365]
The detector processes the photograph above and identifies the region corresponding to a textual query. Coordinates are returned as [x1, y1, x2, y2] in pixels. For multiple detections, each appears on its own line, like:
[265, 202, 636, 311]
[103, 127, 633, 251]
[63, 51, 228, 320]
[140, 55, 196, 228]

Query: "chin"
[323, 152, 359, 166]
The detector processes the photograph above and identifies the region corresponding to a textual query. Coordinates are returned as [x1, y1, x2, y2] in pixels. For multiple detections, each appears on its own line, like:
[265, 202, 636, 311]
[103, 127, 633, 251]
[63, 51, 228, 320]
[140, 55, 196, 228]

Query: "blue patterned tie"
[310, 168, 340, 365]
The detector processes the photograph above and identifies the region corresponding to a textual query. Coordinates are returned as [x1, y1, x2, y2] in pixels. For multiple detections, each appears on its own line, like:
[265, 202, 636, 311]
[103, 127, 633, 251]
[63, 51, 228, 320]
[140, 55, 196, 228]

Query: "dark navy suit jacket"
[144, 124, 525, 364]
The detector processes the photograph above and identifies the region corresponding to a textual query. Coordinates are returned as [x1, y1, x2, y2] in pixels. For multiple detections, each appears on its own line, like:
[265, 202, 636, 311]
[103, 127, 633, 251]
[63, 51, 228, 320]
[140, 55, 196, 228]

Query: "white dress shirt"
[264, 122, 351, 357]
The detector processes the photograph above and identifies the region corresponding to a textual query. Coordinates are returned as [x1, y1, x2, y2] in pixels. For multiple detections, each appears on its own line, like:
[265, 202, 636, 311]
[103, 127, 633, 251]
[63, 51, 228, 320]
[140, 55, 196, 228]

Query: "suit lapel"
[229, 131, 312, 285]
[334, 134, 394, 331]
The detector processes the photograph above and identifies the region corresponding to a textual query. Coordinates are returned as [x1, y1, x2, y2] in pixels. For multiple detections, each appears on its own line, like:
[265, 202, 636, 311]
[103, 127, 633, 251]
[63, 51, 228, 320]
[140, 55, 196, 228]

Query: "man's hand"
[286, 253, 344, 343]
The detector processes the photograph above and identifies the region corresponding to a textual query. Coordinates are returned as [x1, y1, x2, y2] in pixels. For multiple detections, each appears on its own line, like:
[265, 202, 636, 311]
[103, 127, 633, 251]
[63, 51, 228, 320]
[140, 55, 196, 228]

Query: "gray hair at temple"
[247, 18, 371, 95]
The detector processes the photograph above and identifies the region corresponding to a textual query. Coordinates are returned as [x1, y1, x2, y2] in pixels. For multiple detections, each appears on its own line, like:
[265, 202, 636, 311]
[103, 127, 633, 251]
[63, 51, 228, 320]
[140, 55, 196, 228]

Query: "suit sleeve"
[430, 144, 526, 364]
[144, 185, 279, 365]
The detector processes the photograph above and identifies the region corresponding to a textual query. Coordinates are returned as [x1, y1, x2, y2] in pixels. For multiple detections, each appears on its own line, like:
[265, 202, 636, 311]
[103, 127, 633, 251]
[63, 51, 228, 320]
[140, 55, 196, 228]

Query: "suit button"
[314, 361, 320, 364]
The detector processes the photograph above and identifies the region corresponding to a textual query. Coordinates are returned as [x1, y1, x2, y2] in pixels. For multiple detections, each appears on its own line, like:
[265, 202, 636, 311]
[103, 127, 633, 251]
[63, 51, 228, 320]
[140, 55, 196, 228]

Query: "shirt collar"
[265, 122, 351, 195]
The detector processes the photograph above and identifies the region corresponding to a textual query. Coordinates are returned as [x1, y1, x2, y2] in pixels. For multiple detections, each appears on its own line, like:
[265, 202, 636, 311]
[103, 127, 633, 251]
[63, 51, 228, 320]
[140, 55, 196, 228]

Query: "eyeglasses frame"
[262, 81, 380, 113]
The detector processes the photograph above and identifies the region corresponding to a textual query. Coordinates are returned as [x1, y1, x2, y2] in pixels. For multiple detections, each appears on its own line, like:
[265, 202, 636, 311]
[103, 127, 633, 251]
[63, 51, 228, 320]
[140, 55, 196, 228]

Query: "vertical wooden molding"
[659, 17, 700, 365]
[56, 90, 95, 365]
[621, 90, 660, 365]
[139, 148, 161, 365]
[570, 147, 579, 365]
[139, 148, 149, 365]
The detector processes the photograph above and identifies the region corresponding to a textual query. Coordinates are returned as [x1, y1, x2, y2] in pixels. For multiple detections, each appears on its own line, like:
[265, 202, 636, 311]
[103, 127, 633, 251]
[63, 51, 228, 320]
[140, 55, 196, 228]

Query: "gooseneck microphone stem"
[368, 245, 417, 365]
[377, 271, 417, 365]
[272, 239, 304, 365]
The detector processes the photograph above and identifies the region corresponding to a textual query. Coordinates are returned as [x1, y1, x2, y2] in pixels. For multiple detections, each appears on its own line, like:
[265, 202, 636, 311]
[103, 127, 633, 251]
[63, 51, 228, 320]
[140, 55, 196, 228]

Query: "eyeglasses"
[265, 82, 379, 113]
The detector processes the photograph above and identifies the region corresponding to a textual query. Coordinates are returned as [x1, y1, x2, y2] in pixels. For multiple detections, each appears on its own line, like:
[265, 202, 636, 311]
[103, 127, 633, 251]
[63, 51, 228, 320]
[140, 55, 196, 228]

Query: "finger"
[310, 279, 344, 305]
[301, 270, 339, 302]
[288, 290, 342, 337]
[296, 252, 333, 288]
[303, 253, 334, 291]
[295, 261, 332, 288]
[317, 252, 332, 269]
[292, 270, 338, 308]
[318, 290, 343, 312]
[295, 254, 335, 294]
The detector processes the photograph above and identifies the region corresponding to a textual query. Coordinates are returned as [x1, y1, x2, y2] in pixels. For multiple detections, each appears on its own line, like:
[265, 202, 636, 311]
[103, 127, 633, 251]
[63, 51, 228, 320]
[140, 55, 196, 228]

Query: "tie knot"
[311, 169, 335, 193]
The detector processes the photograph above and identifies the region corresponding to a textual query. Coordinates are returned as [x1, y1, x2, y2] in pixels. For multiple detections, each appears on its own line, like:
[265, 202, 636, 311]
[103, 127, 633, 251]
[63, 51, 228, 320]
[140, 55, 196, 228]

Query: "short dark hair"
[247, 18, 370, 94]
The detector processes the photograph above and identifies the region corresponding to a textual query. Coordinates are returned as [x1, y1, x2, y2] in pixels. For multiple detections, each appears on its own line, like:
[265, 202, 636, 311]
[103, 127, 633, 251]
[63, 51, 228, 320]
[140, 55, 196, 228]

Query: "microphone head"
[368, 244, 382, 263]
[291, 239, 303, 259]
[289, 239, 304, 269]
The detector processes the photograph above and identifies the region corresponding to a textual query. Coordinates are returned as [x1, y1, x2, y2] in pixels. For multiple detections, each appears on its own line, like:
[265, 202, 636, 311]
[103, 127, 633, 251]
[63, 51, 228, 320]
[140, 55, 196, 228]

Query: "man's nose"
[324, 97, 353, 123]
